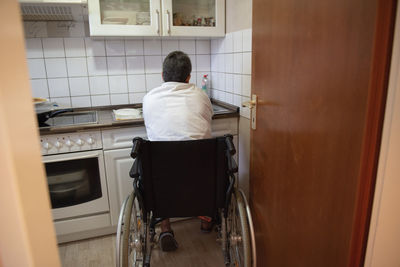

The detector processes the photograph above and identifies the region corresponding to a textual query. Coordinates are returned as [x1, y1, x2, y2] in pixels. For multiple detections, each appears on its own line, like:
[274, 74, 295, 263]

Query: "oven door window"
[45, 157, 102, 209]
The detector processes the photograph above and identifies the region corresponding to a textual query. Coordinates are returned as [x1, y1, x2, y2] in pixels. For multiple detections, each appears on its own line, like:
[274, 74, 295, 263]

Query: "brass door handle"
[241, 94, 257, 130]
[242, 100, 256, 109]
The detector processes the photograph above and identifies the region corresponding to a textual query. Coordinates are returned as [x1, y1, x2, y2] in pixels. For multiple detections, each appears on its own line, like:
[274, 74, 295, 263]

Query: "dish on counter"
[113, 108, 142, 121]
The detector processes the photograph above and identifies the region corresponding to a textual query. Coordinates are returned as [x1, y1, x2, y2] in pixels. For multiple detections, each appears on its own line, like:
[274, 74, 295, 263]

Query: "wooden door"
[250, 0, 397, 266]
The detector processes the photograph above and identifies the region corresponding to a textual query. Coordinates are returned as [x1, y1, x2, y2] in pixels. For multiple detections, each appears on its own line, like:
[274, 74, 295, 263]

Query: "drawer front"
[102, 118, 238, 150]
[102, 126, 147, 150]
[211, 118, 239, 137]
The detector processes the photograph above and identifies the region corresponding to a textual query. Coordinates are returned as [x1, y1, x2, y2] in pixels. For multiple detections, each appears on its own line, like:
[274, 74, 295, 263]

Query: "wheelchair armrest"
[129, 160, 140, 179]
[224, 134, 236, 156]
[131, 137, 143, 159]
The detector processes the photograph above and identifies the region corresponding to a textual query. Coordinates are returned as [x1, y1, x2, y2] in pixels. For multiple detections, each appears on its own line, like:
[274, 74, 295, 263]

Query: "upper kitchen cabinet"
[162, 0, 225, 37]
[88, 0, 225, 37]
[88, 0, 162, 37]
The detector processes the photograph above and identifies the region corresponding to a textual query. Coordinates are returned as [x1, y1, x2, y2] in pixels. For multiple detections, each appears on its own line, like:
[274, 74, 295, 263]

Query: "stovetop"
[39, 111, 98, 129]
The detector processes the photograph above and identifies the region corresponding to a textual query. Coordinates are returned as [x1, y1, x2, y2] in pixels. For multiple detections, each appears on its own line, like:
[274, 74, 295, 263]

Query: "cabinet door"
[104, 148, 134, 225]
[88, 0, 162, 37]
[162, 0, 225, 37]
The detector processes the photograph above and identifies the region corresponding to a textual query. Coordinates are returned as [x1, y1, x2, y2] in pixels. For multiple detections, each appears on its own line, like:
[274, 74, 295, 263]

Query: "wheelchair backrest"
[131, 136, 236, 218]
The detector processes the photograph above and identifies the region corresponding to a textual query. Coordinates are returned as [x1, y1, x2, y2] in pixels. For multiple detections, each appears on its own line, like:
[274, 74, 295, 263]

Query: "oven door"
[43, 150, 109, 220]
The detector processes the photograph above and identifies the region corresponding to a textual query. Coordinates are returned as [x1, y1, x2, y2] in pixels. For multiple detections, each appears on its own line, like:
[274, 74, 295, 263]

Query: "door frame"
[348, 1, 398, 266]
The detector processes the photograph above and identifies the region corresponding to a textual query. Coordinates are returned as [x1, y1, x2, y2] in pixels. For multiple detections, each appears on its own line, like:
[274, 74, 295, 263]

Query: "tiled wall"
[26, 37, 211, 108]
[210, 28, 252, 118]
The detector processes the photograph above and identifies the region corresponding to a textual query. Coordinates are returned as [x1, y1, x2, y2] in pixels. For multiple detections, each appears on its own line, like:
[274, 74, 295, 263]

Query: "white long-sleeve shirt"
[143, 82, 213, 141]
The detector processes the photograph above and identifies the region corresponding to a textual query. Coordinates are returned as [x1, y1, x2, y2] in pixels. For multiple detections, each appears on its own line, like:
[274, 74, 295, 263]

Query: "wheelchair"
[116, 135, 256, 267]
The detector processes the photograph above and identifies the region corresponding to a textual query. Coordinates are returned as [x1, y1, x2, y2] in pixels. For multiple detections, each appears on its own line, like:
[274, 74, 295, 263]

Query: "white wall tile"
[111, 94, 129, 105]
[144, 39, 161, 55]
[225, 73, 234, 93]
[179, 40, 196, 54]
[189, 54, 196, 71]
[127, 56, 145, 74]
[211, 39, 219, 54]
[129, 92, 146, 104]
[233, 74, 242, 95]
[234, 94, 241, 107]
[162, 40, 179, 56]
[89, 76, 109, 95]
[27, 59, 46, 79]
[125, 40, 144, 56]
[233, 31, 243, 53]
[144, 56, 162, 73]
[242, 75, 251, 97]
[30, 79, 49, 98]
[197, 55, 210, 71]
[243, 52, 252, 75]
[91, 95, 110, 106]
[66, 57, 88, 77]
[107, 57, 126, 75]
[45, 58, 68, 78]
[190, 71, 197, 85]
[128, 74, 146, 93]
[50, 97, 71, 108]
[42, 38, 65, 58]
[242, 29, 252, 52]
[109, 75, 128, 94]
[48, 78, 70, 97]
[69, 77, 89, 96]
[225, 53, 234, 73]
[217, 38, 225, 54]
[71, 96, 91, 108]
[225, 92, 234, 105]
[145, 74, 163, 91]
[26, 38, 43, 58]
[196, 40, 210, 54]
[233, 53, 242, 74]
[64, 38, 86, 57]
[87, 57, 107, 76]
[106, 40, 125, 56]
[211, 55, 218, 72]
[217, 54, 225, 73]
[224, 33, 234, 53]
[85, 38, 106, 57]
[218, 73, 226, 91]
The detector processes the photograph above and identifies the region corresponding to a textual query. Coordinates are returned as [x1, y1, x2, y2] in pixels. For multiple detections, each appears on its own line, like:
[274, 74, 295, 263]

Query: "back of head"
[162, 51, 192, 83]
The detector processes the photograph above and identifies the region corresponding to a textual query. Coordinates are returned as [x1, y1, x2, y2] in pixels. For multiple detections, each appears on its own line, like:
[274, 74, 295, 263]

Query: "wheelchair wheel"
[227, 189, 251, 267]
[116, 192, 145, 267]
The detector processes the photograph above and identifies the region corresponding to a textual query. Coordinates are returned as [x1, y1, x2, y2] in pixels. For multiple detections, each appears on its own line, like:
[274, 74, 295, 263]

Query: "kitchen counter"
[39, 99, 239, 135]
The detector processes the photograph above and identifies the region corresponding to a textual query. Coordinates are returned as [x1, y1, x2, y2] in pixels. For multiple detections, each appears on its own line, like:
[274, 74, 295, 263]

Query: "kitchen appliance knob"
[55, 141, 63, 148]
[87, 137, 94, 145]
[76, 139, 84, 146]
[43, 142, 52, 149]
[65, 139, 73, 147]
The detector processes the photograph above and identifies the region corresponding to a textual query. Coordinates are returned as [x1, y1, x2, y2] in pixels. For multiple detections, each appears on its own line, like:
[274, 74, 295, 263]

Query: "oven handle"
[43, 152, 100, 164]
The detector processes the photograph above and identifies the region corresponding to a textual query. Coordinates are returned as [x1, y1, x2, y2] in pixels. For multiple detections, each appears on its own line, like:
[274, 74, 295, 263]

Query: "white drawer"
[102, 118, 238, 150]
[211, 118, 239, 137]
[102, 126, 147, 150]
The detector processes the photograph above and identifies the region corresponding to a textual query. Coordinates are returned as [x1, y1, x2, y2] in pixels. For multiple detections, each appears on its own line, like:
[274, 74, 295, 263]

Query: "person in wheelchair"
[142, 50, 214, 252]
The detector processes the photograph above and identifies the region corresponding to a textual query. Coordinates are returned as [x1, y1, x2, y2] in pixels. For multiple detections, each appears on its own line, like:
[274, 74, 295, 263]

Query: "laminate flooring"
[58, 218, 225, 267]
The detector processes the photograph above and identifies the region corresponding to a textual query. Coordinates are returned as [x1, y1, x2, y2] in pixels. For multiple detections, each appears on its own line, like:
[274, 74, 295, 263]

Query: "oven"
[40, 123, 112, 242]
[43, 149, 109, 220]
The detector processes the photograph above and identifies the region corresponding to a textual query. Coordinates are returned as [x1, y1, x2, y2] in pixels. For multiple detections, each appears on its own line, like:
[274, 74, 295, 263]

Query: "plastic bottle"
[201, 74, 209, 96]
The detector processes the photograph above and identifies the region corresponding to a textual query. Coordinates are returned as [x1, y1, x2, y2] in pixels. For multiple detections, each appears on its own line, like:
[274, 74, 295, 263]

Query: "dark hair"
[162, 51, 192, 82]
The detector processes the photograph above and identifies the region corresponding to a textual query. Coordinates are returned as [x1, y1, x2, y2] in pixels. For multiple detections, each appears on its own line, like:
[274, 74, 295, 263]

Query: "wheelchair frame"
[116, 135, 256, 267]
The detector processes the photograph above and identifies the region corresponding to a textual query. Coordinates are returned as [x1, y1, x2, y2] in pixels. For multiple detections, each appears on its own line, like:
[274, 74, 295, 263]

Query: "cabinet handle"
[166, 10, 171, 35]
[156, 9, 160, 35]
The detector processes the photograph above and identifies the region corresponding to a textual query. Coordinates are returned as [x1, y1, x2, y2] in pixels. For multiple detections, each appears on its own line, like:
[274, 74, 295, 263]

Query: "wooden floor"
[58, 218, 225, 267]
